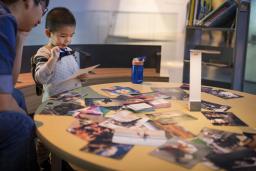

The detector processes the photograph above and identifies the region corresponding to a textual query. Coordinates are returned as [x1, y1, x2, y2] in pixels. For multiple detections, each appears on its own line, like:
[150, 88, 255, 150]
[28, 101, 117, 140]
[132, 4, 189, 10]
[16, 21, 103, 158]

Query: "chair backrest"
[31, 55, 44, 96]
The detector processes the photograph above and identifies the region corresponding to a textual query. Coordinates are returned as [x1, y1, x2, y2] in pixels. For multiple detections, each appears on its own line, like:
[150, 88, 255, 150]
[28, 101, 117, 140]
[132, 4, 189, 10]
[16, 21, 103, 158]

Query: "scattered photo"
[151, 87, 188, 100]
[132, 92, 170, 101]
[116, 92, 170, 105]
[126, 103, 154, 112]
[207, 148, 256, 171]
[40, 102, 84, 115]
[99, 110, 148, 130]
[201, 100, 231, 112]
[201, 111, 247, 126]
[84, 98, 123, 110]
[112, 127, 167, 146]
[180, 83, 213, 93]
[152, 121, 195, 139]
[81, 140, 133, 159]
[198, 128, 251, 154]
[67, 120, 113, 143]
[50, 91, 83, 103]
[147, 99, 171, 109]
[101, 86, 140, 97]
[150, 137, 209, 168]
[67, 119, 133, 159]
[206, 89, 243, 99]
[146, 111, 197, 124]
[73, 106, 110, 118]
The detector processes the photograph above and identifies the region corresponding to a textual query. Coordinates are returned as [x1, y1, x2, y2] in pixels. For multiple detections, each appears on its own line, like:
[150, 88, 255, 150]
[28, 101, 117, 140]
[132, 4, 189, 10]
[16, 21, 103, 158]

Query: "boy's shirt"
[34, 46, 81, 101]
[0, 1, 17, 94]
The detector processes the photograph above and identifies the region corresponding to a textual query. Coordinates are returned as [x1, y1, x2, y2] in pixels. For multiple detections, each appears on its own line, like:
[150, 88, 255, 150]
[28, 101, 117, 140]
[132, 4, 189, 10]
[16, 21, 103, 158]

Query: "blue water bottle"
[131, 56, 145, 84]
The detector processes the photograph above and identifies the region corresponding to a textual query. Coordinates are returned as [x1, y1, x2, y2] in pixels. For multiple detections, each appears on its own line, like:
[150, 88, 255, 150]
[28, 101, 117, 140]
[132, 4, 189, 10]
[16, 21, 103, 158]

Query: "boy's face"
[48, 26, 75, 48]
[18, 0, 46, 32]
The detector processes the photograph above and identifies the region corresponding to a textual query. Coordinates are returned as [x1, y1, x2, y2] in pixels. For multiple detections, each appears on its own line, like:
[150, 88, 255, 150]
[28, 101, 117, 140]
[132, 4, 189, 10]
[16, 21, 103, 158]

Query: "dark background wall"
[21, 44, 161, 73]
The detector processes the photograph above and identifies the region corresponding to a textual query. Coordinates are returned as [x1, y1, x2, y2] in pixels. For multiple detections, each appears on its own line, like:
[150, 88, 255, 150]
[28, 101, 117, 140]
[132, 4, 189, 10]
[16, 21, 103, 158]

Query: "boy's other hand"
[77, 73, 88, 81]
[51, 46, 61, 60]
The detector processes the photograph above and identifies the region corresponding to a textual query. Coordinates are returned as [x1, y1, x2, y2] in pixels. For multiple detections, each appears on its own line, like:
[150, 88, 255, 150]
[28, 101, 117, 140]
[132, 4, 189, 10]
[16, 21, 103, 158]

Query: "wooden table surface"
[16, 68, 164, 89]
[35, 82, 256, 171]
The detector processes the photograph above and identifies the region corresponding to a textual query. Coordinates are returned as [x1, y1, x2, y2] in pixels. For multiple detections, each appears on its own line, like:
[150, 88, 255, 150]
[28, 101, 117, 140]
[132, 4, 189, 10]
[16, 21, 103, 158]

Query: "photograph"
[101, 86, 140, 97]
[207, 148, 256, 171]
[40, 102, 85, 115]
[151, 87, 188, 100]
[206, 89, 243, 99]
[50, 91, 84, 103]
[150, 137, 209, 168]
[152, 121, 195, 139]
[198, 128, 251, 154]
[112, 127, 167, 146]
[67, 120, 113, 143]
[126, 103, 154, 112]
[148, 99, 171, 109]
[73, 106, 110, 118]
[99, 117, 148, 130]
[179, 83, 213, 93]
[146, 111, 197, 124]
[81, 140, 133, 159]
[201, 100, 231, 112]
[133, 92, 170, 101]
[84, 98, 123, 110]
[201, 111, 247, 126]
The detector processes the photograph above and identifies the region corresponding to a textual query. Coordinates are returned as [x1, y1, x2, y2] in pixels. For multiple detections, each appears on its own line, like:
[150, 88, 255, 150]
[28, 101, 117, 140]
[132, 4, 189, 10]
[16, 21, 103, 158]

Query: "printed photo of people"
[84, 98, 123, 110]
[40, 101, 84, 115]
[151, 87, 188, 100]
[201, 111, 247, 126]
[201, 100, 231, 112]
[51, 91, 84, 103]
[179, 83, 213, 93]
[152, 121, 195, 139]
[81, 140, 133, 159]
[207, 148, 256, 170]
[198, 128, 251, 154]
[101, 86, 140, 97]
[146, 111, 197, 124]
[150, 137, 209, 168]
[206, 89, 243, 99]
[68, 119, 133, 159]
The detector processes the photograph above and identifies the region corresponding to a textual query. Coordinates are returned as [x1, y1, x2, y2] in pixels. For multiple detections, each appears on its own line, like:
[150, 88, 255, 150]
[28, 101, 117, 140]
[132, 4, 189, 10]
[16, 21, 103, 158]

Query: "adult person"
[0, 0, 49, 170]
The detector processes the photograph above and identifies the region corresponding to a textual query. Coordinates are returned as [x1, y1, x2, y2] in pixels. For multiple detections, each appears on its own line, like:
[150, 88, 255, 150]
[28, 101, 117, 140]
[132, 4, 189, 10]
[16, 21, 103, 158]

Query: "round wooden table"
[34, 82, 256, 171]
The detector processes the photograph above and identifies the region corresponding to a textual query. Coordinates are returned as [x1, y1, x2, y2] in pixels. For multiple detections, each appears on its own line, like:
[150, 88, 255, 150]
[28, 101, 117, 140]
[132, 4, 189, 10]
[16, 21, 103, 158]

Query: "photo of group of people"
[67, 118, 133, 159]
[151, 137, 210, 168]
[151, 87, 189, 100]
[179, 83, 243, 99]
[201, 100, 231, 112]
[101, 86, 141, 97]
[202, 111, 247, 126]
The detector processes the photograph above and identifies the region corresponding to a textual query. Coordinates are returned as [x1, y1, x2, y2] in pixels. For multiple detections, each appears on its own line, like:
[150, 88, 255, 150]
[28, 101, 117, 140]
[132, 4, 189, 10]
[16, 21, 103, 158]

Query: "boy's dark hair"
[45, 7, 76, 32]
[2, 0, 49, 7]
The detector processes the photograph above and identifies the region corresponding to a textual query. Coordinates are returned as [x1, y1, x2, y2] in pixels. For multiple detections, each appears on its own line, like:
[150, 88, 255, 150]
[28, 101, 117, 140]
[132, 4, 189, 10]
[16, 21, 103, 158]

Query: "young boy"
[0, 0, 49, 170]
[33, 7, 86, 102]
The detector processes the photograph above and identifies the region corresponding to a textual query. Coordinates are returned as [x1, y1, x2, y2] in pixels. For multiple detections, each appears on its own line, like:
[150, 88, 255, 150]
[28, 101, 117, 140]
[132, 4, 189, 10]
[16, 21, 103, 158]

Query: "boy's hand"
[77, 73, 88, 81]
[51, 46, 61, 60]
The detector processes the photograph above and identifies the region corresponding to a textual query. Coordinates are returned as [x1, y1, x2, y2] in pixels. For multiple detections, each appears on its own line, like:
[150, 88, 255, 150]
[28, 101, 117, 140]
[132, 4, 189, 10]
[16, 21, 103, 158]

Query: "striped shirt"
[34, 46, 81, 101]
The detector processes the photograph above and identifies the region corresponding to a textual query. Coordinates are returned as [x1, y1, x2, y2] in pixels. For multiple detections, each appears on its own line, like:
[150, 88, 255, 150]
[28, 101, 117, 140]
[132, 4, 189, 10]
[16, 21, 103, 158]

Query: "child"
[33, 7, 86, 102]
[0, 0, 49, 170]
